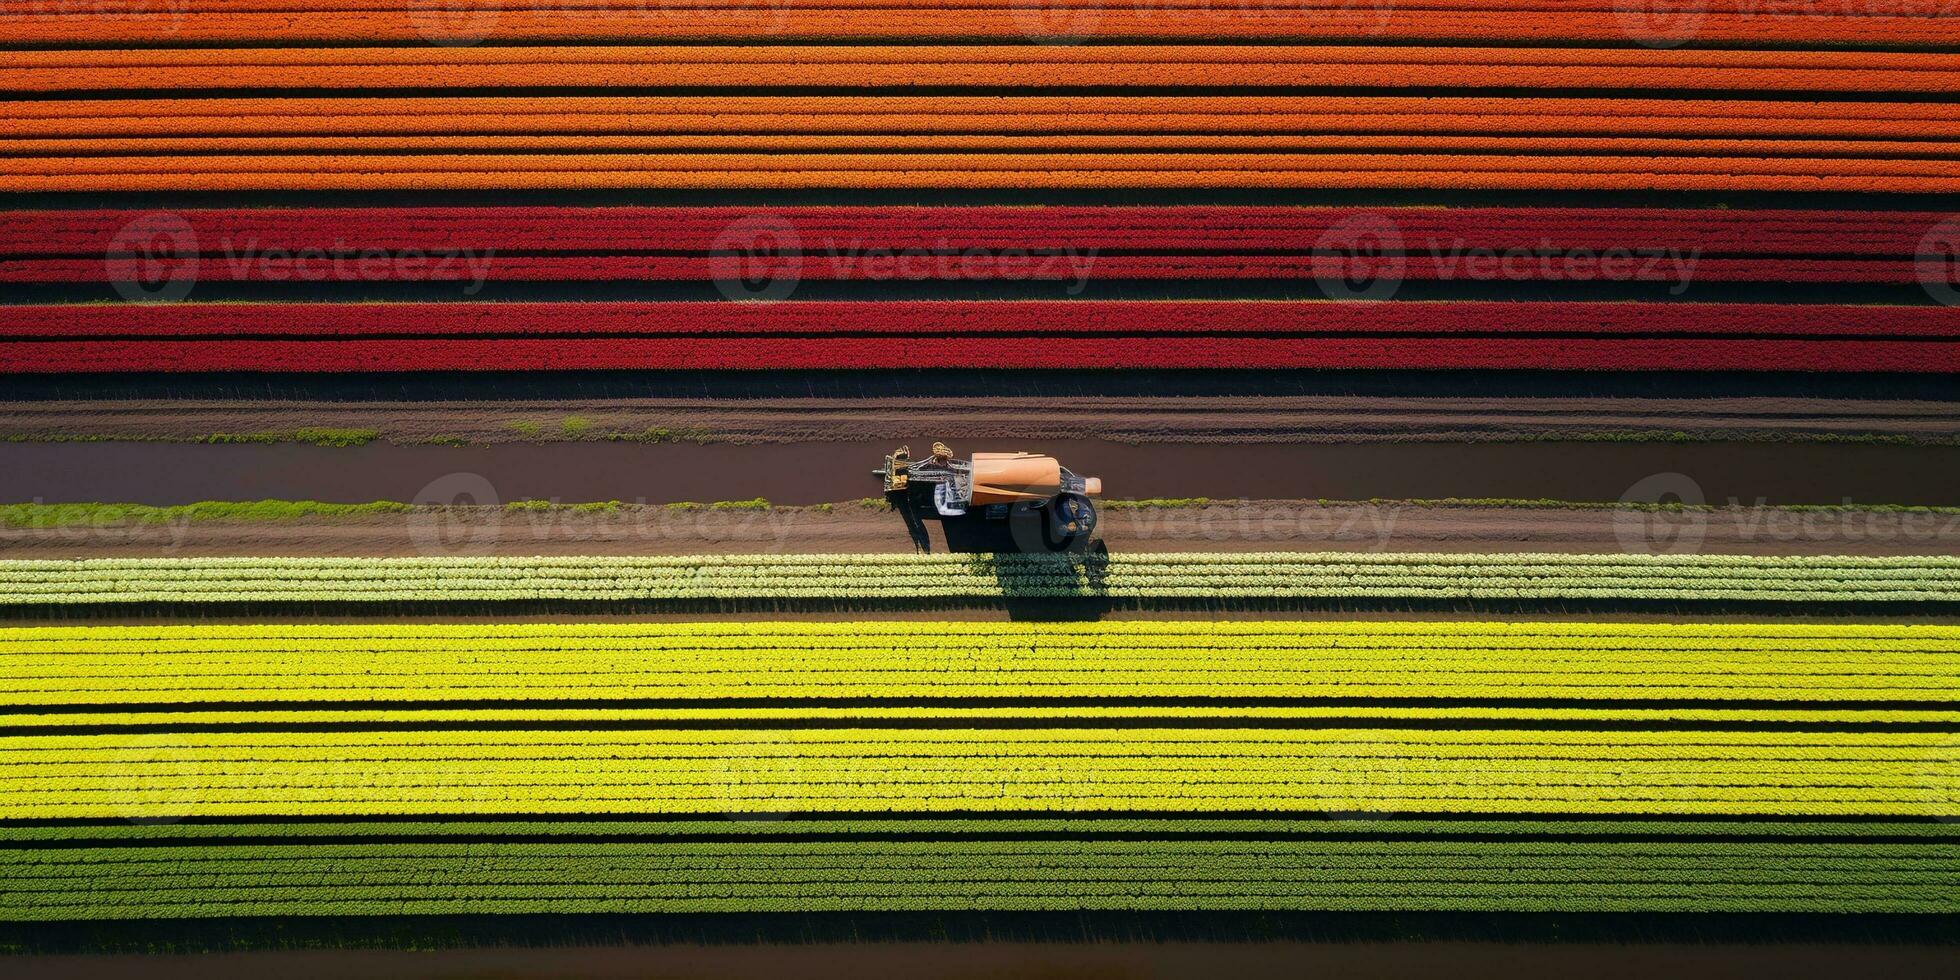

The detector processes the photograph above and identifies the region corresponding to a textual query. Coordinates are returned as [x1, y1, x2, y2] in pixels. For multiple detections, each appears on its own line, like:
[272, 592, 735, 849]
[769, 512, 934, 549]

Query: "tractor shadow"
[891, 492, 935, 552]
[893, 494, 1112, 620]
[982, 545, 1114, 621]
[937, 513, 1026, 555]
[976, 539, 1114, 622]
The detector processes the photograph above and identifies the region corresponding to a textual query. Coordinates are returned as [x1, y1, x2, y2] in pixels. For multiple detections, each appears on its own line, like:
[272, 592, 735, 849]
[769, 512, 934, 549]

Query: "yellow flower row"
[4, 620, 1955, 705]
[3, 728, 1950, 820]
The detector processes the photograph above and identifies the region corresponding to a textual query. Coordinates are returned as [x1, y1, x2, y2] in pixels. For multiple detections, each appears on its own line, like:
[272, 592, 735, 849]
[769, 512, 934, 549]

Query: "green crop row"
[5, 552, 1960, 604]
[1, 839, 1952, 919]
[4, 727, 1951, 820]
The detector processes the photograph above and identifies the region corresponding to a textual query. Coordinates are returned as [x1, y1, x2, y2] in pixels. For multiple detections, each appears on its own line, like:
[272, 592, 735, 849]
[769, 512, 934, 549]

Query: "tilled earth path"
[3, 436, 1956, 508]
[4, 395, 1957, 445]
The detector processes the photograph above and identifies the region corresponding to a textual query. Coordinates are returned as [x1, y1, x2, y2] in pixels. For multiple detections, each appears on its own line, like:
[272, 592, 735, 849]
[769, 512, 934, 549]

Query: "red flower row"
[4, 301, 1954, 339]
[2, 255, 1930, 286]
[2, 205, 1949, 259]
[2, 338, 1949, 374]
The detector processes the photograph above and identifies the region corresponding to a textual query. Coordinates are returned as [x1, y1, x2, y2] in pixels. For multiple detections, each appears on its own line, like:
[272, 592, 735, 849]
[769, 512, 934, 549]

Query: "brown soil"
[3, 438, 1956, 508]
[5, 500, 1955, 559]
[12, 941, 1957, 980]
[4, 395, 1957, 445]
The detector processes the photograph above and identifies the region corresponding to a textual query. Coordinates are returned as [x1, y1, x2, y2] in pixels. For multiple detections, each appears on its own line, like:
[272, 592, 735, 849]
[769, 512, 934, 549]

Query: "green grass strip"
[0, 501, 411, 529]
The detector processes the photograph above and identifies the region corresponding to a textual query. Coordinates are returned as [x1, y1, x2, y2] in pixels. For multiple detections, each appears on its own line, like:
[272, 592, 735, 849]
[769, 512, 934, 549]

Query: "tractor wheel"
[1043, 493, 1099, 551]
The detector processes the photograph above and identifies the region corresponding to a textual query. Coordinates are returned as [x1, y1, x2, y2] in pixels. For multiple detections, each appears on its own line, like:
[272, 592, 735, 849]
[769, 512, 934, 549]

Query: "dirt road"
[14, 940, 1959, 980]
[3, 437, 1956, 509]
[4, 395, 1955, 445]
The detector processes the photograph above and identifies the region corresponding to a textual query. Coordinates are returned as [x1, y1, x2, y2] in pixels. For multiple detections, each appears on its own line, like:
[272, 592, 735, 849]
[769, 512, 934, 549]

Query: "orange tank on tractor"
[875, 442, 1103, 546]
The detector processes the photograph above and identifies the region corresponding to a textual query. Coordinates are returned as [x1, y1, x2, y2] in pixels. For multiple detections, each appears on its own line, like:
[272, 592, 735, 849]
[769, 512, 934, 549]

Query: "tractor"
[875, 443, 1102, 549]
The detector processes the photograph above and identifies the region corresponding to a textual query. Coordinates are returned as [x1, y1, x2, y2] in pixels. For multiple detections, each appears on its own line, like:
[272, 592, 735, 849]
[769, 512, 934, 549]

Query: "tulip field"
[2, 0, 1957, 954]
[7, 619, 1958, 709]
[0, 619, 1954, 918]
[10, 0, 1955, 46]
[3, 299, 1956, 374]
[8, 830, 1955, 918]
[4, 201, 1953, 374]
[5, 4, 1955, 376]
[3, 3, 1957, 243]
[7, 42, 1960, 192]
[3, 206, 1950, 286]
[6, 552, 1960, 606]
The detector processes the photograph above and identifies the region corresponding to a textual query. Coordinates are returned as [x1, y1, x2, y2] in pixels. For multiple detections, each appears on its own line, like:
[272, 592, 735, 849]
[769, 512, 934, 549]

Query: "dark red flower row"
[4, 301, 1954, 338]
[2, 206, 1952, 285]
[4, 255, 1930, 285]
[2, 338, 1944, 373]
[2, 300, 1952, 372]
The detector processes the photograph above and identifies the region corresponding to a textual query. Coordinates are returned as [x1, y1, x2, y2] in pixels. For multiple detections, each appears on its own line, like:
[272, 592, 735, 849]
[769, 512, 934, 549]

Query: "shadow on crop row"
[5, 597, 1960, 626]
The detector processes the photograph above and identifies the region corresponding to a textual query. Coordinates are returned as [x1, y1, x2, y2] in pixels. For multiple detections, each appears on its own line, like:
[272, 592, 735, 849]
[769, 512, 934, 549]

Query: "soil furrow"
[3, 396, 1955, 446]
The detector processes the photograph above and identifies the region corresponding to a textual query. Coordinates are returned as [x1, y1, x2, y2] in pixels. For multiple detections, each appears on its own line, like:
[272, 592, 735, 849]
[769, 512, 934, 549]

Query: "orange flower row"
[13, 96, 1958, 140]
[9, 45, 1958, 93]
[8, 135, 1955, 157]
[6, 153, 1955, 192]
[29, 0, 1955, 11]
[7, 5, 1956, 46]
